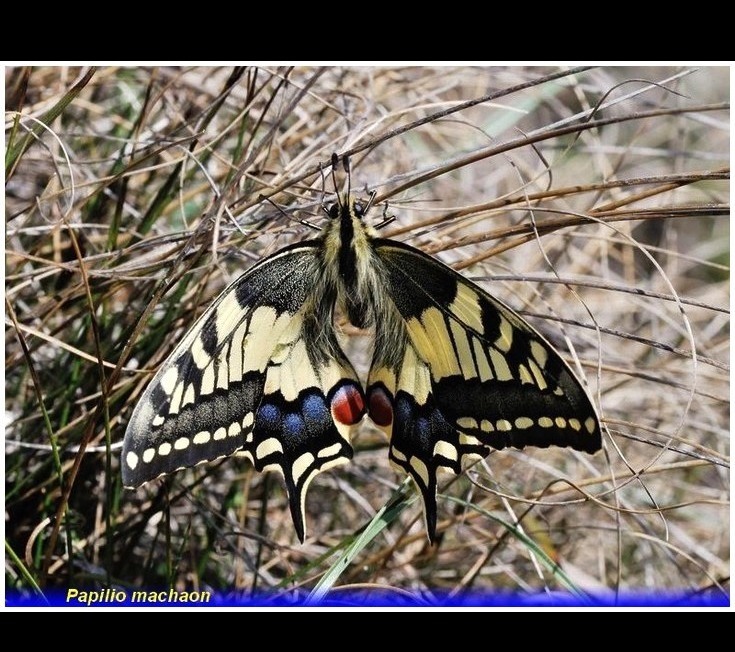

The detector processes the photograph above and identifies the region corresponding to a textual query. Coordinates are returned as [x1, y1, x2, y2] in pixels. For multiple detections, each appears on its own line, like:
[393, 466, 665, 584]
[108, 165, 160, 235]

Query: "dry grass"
[4, 65, 729, 607]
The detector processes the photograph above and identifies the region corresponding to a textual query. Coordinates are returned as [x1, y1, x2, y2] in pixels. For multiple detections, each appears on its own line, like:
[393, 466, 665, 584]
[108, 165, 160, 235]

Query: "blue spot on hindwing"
[257, 403, 281, 427]
[392, 392, 456, 460]
[395, 394, 413, 425]
[284, 413, 305, 438]
[414, 416, 432, 449]
[302, 392, 330, 427]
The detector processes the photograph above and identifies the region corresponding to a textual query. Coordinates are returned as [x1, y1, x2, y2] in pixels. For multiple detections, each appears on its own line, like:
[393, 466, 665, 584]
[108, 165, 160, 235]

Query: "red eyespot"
[330, 383, 366, 426]
[368, 386, 394, 427]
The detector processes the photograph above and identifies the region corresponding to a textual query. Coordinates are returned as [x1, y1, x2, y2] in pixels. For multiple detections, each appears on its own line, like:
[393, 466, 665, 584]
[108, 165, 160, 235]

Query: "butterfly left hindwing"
[122, 242, 366, 541]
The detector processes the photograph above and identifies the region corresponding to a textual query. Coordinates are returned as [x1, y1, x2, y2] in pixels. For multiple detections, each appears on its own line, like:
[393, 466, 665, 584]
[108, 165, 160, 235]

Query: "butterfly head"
[324, 193, 394, 240]
[325, 194, 372, 222]
[324, 155, 392, 230]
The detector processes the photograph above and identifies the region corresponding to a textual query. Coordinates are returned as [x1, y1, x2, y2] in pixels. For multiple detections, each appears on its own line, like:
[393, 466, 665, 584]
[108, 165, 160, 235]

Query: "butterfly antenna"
[329, 153, 343, 211]
[317, 158, 328, 207]
[343, 155, 352, 201]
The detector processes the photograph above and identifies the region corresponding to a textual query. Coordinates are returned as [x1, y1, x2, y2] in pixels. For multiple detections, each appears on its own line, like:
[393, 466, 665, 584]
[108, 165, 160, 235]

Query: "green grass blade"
[5, 540, 49, 604]
[6, 68, 96, 174]
[304, 479, 415, 605]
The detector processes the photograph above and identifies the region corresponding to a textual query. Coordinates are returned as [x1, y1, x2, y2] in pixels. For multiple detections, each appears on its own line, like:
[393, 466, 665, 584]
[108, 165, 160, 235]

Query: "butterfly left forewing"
[123, 246, 315, 487]
[367, 240, 601, 541]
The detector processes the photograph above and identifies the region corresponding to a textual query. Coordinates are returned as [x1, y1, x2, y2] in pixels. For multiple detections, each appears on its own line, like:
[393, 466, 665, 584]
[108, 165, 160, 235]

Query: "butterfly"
[122, 158, 601, 543]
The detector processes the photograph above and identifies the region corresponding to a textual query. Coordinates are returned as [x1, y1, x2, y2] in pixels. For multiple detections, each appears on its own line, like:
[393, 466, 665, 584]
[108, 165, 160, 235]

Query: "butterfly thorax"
[322, 195, 385, 330]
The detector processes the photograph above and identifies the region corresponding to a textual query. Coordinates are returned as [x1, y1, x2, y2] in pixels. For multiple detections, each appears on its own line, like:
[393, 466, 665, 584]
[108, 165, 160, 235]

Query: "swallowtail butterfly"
[123, 158, 601, 543]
